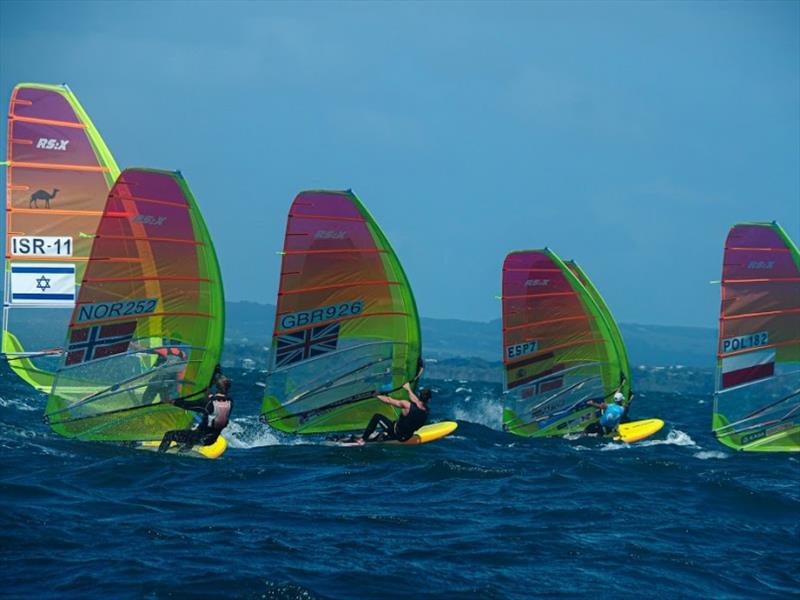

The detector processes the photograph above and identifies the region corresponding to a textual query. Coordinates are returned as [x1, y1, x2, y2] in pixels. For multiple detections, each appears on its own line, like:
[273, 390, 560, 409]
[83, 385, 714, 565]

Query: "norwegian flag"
[275, 323, 340, 368]
[65, 321, 137, 365]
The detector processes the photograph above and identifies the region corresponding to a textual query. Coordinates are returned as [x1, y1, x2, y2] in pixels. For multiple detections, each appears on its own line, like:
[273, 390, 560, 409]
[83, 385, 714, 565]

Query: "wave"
[224, 417, 300, 448]
[0, 395, 40, 412]
[450, 394, 502, 429]
[693, 450, 729, 460]
[595, 429, 698, 451]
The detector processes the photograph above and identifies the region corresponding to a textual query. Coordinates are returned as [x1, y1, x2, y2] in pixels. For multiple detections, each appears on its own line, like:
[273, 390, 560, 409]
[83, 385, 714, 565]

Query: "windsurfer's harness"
[209, 393, 231, 431]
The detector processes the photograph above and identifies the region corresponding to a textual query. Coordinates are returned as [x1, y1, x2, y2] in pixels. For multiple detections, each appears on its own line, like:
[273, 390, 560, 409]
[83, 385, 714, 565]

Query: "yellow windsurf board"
[614, 419, 665, 443]
[136, 435, 228, 459]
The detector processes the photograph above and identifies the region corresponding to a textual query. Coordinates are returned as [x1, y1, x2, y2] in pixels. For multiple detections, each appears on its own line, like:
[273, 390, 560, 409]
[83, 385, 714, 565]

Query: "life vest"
[600, 403, 625, 429]
[209, 393, 231, 431]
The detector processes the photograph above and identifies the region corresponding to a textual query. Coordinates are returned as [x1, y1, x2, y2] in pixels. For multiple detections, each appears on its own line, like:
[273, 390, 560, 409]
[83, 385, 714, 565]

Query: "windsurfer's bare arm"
[403, 382, 426, 410]
[376, 395, 408, 410]
[586, 400, 607, 410]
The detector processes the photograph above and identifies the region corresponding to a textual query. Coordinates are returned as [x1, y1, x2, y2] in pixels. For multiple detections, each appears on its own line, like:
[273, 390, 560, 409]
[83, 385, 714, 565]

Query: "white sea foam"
[636, 429, 697, 448]
[451, 395, 502, 429]
[0, 395, 39, 412]
[693, 450, 728, 460]
[592, 429, 697, 451]
[224, 417, 301, 448]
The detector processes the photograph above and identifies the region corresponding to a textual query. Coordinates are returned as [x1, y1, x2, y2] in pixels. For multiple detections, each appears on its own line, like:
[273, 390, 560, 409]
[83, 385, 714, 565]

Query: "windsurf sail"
[713, 222, 800, 452]
[501, 249, 626, 437]
[44, 169, 225, 441]
[564, 260, 631, 401]
[261, 190, 421, 434]
[2, 83, 120, 392]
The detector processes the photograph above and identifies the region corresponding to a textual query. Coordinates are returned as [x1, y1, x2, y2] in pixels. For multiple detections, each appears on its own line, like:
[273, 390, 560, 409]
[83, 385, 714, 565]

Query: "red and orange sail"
[502, 249, 626, 437]
[45, 169, 225, 442]
[713, 222, 800, 451]
[3, 83, 119, 391]
[261, 190, 421, 434]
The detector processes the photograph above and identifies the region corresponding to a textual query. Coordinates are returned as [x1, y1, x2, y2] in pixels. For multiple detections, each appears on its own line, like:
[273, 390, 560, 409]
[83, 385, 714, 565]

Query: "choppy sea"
[1, 363, 798, 599]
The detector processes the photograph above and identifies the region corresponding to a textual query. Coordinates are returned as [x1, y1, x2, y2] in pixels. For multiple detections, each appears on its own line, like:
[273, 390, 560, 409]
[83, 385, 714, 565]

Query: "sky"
[1, 0, 798, 328]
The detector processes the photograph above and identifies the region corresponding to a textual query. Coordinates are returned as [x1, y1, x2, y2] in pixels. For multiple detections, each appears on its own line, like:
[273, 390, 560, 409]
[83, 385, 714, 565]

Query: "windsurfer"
[157, 373, 232, 453]
[585, 391, 626, 435]
[357, 382, 430, 444]
[140, 342, 188, 405]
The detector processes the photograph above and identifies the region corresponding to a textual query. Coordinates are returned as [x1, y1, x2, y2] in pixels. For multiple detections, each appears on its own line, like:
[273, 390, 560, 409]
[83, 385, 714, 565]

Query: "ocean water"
[2, 365, 798, 599]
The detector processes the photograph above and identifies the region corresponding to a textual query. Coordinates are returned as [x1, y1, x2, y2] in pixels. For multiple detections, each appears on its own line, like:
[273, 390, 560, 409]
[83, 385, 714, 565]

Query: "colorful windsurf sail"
[44, 169, 225, 442]
[713, 222, 800, 452]
[564, 260, 631, 401]
[2, 83, 120, 392]
[261, 190, 421, 434]
[501, 249, 627, 437]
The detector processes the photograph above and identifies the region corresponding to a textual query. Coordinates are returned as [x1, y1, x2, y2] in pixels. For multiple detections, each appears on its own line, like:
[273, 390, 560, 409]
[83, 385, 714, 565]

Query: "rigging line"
[3, 348, 64, 360]
[534, 390, 598, 423]
[264, 357, 392, 416]
[528, 376, 599, 415]
[46, 386, 209, 428]
[45, 359, 194, 418]
[715, 388, 800, 432]
[511, 361, 602, 388]
[267, 380, 408, 427]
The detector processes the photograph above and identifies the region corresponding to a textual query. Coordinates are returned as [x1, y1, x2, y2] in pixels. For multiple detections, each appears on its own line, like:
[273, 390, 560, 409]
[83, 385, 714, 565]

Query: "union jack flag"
[65, 321, 137, 366]
[275, 323, 339, 368]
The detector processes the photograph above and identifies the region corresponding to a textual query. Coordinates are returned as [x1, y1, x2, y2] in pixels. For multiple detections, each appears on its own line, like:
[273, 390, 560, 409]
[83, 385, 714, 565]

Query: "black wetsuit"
[157, 392, 232, 452]
[362, 401, 428, 442]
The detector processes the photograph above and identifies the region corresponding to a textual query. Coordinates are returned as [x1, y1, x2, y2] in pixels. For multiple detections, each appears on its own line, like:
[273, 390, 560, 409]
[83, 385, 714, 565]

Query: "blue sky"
[1, 1, 797, 328]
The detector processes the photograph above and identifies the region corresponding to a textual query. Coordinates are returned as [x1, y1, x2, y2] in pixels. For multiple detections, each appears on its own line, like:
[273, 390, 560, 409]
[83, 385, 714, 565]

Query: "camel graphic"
[29, 188, 59, 209]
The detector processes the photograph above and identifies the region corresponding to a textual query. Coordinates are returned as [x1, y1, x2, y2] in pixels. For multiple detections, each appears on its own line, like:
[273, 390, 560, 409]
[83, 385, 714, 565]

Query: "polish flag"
[721, 349, 775, 390]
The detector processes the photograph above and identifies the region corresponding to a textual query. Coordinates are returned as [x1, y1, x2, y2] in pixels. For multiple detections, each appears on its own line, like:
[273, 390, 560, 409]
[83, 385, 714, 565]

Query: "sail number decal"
[280, 300, 363, 330]
[76, 298, 158, 323]
[11, 236, 72, 257]
[721, 331, 768, 354]
[506, 340, 539, 360]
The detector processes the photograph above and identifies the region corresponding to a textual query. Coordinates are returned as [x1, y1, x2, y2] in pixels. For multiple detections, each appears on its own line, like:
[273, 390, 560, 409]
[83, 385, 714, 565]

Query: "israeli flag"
[10, 263, 76, 305]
